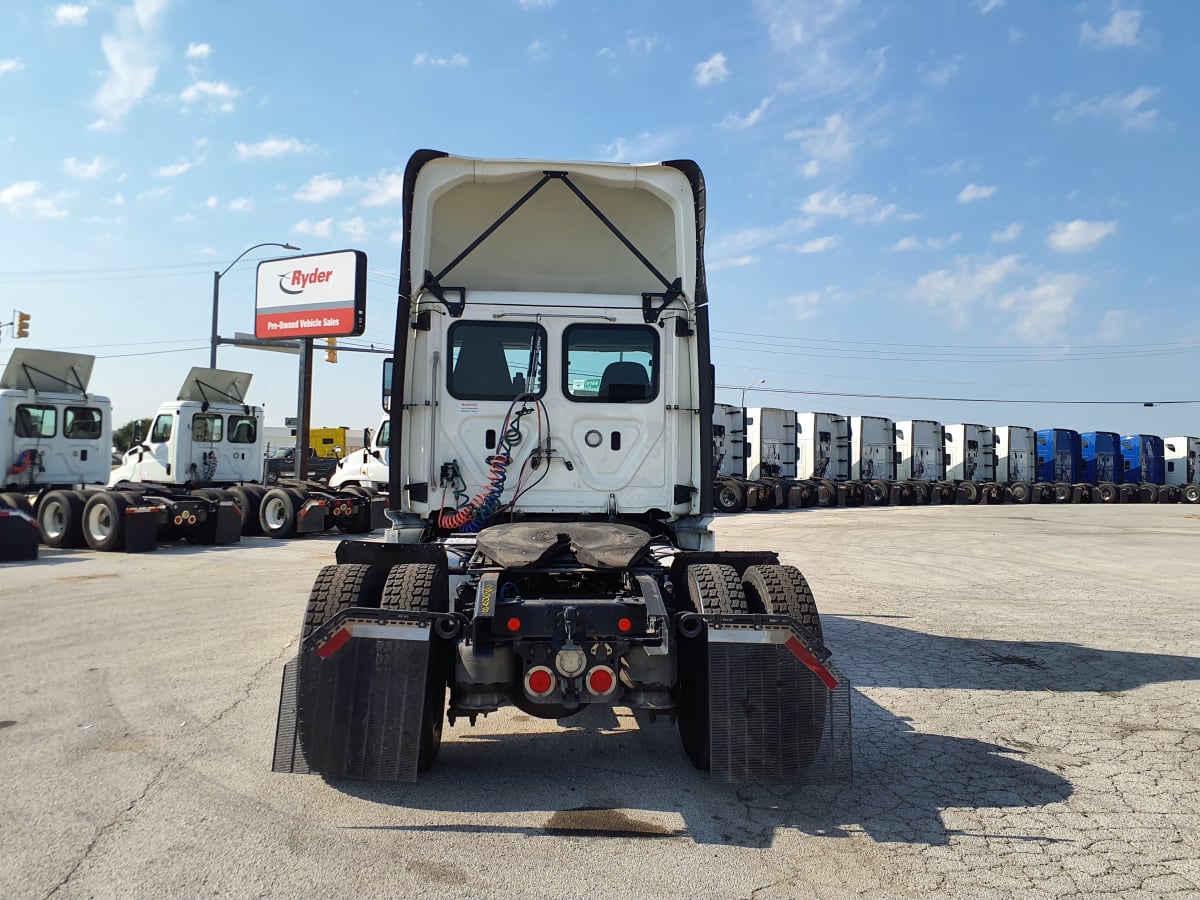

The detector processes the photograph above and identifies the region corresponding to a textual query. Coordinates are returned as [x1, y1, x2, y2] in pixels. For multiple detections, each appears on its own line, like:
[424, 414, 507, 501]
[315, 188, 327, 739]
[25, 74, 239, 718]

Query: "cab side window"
[16, 404, 56, 438]
[64, 406, 103, 439]
[228, 415, 257, 444]
[192, 414, 223, 442]
[150, 414, 174, 443]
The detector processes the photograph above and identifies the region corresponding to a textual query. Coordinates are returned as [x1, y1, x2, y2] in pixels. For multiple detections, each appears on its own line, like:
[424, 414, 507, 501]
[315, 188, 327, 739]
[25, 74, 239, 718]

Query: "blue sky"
[2, 0, 1199, 439]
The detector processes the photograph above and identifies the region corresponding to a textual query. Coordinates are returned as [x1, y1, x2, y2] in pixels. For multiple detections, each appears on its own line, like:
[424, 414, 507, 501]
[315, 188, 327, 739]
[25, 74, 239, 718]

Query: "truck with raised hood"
[1079, 431, 1123, 503]
[795, 412, 863, 507]
[946, 423, 1002, 504]
[272, 150, 851, 784]
[894, 419, 952, 505]
[709, 403, 762, 513]
[1120, 433, 1171, 503]
[993, 425, 1037, 503]
[1163, 436, 1200, 504]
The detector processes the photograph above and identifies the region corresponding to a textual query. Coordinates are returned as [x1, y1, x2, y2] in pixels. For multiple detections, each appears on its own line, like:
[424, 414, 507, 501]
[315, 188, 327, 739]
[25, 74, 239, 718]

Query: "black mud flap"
[698, 614, 852, 784]
[297, 498, 329, 534]
[273, 609, 454, 782]
[212, 499, 242, 544]
[367, 497, 390, 531]
[0, 508, 39, 561]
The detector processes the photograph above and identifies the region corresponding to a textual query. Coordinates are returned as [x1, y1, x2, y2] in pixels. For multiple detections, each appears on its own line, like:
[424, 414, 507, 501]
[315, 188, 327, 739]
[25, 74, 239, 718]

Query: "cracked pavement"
[1, 505, 1197, 898]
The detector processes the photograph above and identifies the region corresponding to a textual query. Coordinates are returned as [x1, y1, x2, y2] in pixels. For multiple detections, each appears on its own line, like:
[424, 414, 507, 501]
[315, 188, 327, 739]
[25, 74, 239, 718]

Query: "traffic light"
[15, 311, 30, 339]
[324, 336, 337, 363]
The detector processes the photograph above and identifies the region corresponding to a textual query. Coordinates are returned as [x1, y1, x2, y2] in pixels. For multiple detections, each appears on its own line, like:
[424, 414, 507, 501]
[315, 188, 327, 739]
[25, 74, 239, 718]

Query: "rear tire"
[1097, 482, 1119, 503]
[335, 485, 374, 533]
[229, 484, 265, 536]
[37, 489, 86, 548]
[1053, 482, 1073, 503]
[81, 492, 128, 551]
[1118, 484, 1138, 504]
[1182, 484, 1200, 505]
[958, 481, 981, 504]
[1009, 481, 1032, 504]
[910, 481, 932, 505]
[714, 480, 747, 514]
[260, 487, 304, 538]
[1138, 483, 1159, 503]
[380, 563, 449, 773]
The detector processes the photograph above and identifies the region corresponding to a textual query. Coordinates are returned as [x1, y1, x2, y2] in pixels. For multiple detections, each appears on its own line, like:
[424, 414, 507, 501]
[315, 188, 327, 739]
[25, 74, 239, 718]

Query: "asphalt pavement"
[1, 505, 1197, 898]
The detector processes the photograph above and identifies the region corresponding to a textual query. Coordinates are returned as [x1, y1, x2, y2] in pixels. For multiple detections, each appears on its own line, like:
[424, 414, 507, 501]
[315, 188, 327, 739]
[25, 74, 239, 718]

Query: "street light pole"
[741, 378, 766, 408]
[210, 241, 301, 368]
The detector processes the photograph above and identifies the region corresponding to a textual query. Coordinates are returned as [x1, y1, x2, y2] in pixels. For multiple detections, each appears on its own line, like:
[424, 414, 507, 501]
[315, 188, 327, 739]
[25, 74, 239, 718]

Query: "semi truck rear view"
[272, 150, 851, 783]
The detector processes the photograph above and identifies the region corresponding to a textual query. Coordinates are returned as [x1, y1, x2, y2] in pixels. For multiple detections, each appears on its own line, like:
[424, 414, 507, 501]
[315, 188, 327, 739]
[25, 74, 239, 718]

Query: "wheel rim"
[263, 496, 289, 527]
[41, 499, 66, 540]
[85, 503, 114, 543]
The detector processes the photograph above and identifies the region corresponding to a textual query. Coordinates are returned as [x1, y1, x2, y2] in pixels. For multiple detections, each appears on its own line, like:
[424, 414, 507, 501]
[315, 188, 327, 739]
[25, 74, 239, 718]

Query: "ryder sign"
[254, 249, 367, 339]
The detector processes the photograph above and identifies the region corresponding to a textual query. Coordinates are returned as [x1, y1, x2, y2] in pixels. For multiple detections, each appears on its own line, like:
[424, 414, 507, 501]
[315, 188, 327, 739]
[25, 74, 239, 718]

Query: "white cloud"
[758, 2, 888, 101]
[109, 193, 125, 205]
[785, 292, 822, 321]
[992, 222, 1023, 243]
[175, 212, 194, 223]
[1081, 8, 1142, 49]
[185, 42, 212, 59]
[519, 0, 556, 7]
[236, 137, 313, 160]
[359, 169, 405, 206]
[785, 113, 856, 172]
[180, 79, 240, 104]
[599, 131, 674, 163]
[921, 56, 961, 88]
[707, 255, 757, 271]
[694, 52, 729, 87]
[995, 273, 1084, 342]
[892, 234, 962, 251]
[63, 156, 114, 178]
[802, 189, 904, 224]
[294, 174, 345, 203]
[33, 199, 69, 219]
[339, 217, 367, 241]
[796, 235, 840, 254]
[0, 59, 25, 76]
[719, 96, 772, 130]
[626, 32, 658, 54]
[136, 186, 170, 202]
[1046, 219, 1117, 253]
[0, 181, 40, 206]
[228, 197, 253, 212]
[412, 52, 468, 66]
[976, 0, 1005, 13]
[295, 217, 333, 237]
[912, 254, 1022, 328]
[957, 183, 997, 204]
[528, 39, 549, 61]
[53, 4, 89, 26]
[92, 0, 168, 130]
[1056, 87, 1159, 131]
[205, 195, 218, 208]
[156, 159, 191, 177]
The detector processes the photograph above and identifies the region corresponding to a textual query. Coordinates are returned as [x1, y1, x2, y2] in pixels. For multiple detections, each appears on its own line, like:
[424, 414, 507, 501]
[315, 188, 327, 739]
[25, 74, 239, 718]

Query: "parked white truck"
[849, 415, 912, 505]
[795, 412, 863, 506]
[944, 423, 1002, 504]
[744, 406, 814, 509]
[272, 150, 850, 783]
[709, 403, 763, 513]
[993, 425, 1038, 503]
[1163, 435, 1200, 504]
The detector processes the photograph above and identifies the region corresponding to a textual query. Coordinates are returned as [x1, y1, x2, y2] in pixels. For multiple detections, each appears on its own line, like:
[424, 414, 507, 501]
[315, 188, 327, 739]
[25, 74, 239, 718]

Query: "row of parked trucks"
[0, 349, 389, 560]
[712, 405, 1200, 512]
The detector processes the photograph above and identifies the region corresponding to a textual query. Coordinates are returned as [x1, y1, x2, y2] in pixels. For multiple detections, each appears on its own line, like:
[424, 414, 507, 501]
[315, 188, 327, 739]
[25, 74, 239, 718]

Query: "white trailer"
[1164, 436, 1200, 504]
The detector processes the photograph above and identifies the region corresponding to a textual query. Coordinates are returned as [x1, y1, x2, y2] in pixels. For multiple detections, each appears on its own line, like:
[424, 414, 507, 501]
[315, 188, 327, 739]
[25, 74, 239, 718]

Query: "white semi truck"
[993, 425, 1038, 503]
[743, 406, 814, 509]
[709, 403, 763, 513]
[944, 423, 1002, 504]
[272, 150, 850, 783]
[795, 412, 864, 507]
[849, 415, 913, 505]
[1163, 435, 1200, 504]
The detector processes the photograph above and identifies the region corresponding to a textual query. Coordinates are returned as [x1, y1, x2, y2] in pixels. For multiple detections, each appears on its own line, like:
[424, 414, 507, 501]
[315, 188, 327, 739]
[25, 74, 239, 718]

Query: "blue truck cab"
[1079, 431, 1123, 485]
[1036, 429, 1082, 483]
[1120, 434, 1165, 484]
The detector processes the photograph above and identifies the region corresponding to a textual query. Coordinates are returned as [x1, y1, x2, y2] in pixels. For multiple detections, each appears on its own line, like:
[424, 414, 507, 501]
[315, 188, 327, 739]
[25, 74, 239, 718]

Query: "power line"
[720, 384, 1199, 406]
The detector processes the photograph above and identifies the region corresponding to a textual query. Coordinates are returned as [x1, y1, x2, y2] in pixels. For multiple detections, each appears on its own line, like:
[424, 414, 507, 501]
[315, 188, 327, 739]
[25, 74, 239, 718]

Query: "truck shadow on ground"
[331, 611, 1200, 848]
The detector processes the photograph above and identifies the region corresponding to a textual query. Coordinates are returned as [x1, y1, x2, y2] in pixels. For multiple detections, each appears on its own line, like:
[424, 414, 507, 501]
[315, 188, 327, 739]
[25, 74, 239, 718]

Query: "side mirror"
[133, 422, 144, 442]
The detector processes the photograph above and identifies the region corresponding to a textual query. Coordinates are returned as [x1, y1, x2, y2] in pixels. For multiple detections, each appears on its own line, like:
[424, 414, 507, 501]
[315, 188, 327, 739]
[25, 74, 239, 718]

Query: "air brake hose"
[438, 403, 533, 532]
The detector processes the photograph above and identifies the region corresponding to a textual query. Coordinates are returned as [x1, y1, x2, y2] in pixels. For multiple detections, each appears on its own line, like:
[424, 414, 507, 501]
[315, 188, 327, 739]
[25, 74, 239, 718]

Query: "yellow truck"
[309, 427, 349, 458]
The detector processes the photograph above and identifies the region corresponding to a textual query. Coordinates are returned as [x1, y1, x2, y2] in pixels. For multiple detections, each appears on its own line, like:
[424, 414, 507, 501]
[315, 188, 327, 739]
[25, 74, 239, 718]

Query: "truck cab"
[111, 368, 263, 487]
[2, 349, 111, 491]
[329, 416, 391, 492]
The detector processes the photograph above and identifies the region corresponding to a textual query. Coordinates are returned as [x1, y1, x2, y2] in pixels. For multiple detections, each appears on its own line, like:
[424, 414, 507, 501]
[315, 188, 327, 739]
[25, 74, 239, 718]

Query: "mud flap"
[701, 615, 852, 784]
[367, 497, 390, 531]
[0, 509, 39, 561]
[273, 610, 447, 781]
[297, 498, 329, 534]
[212, 499, 242, 544]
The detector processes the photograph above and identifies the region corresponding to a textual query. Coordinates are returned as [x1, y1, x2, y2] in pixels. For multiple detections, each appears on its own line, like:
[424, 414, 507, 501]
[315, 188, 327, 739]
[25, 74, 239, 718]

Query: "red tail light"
[525, 666, 555, 698]
[585, 666, 616, 697]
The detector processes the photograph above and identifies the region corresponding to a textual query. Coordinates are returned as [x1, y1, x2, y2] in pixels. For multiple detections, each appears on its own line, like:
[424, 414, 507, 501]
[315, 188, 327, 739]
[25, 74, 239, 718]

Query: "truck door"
[9, 401, 57, 486]
[185, 412, 224, 484]
[134, 413, 175, 482]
